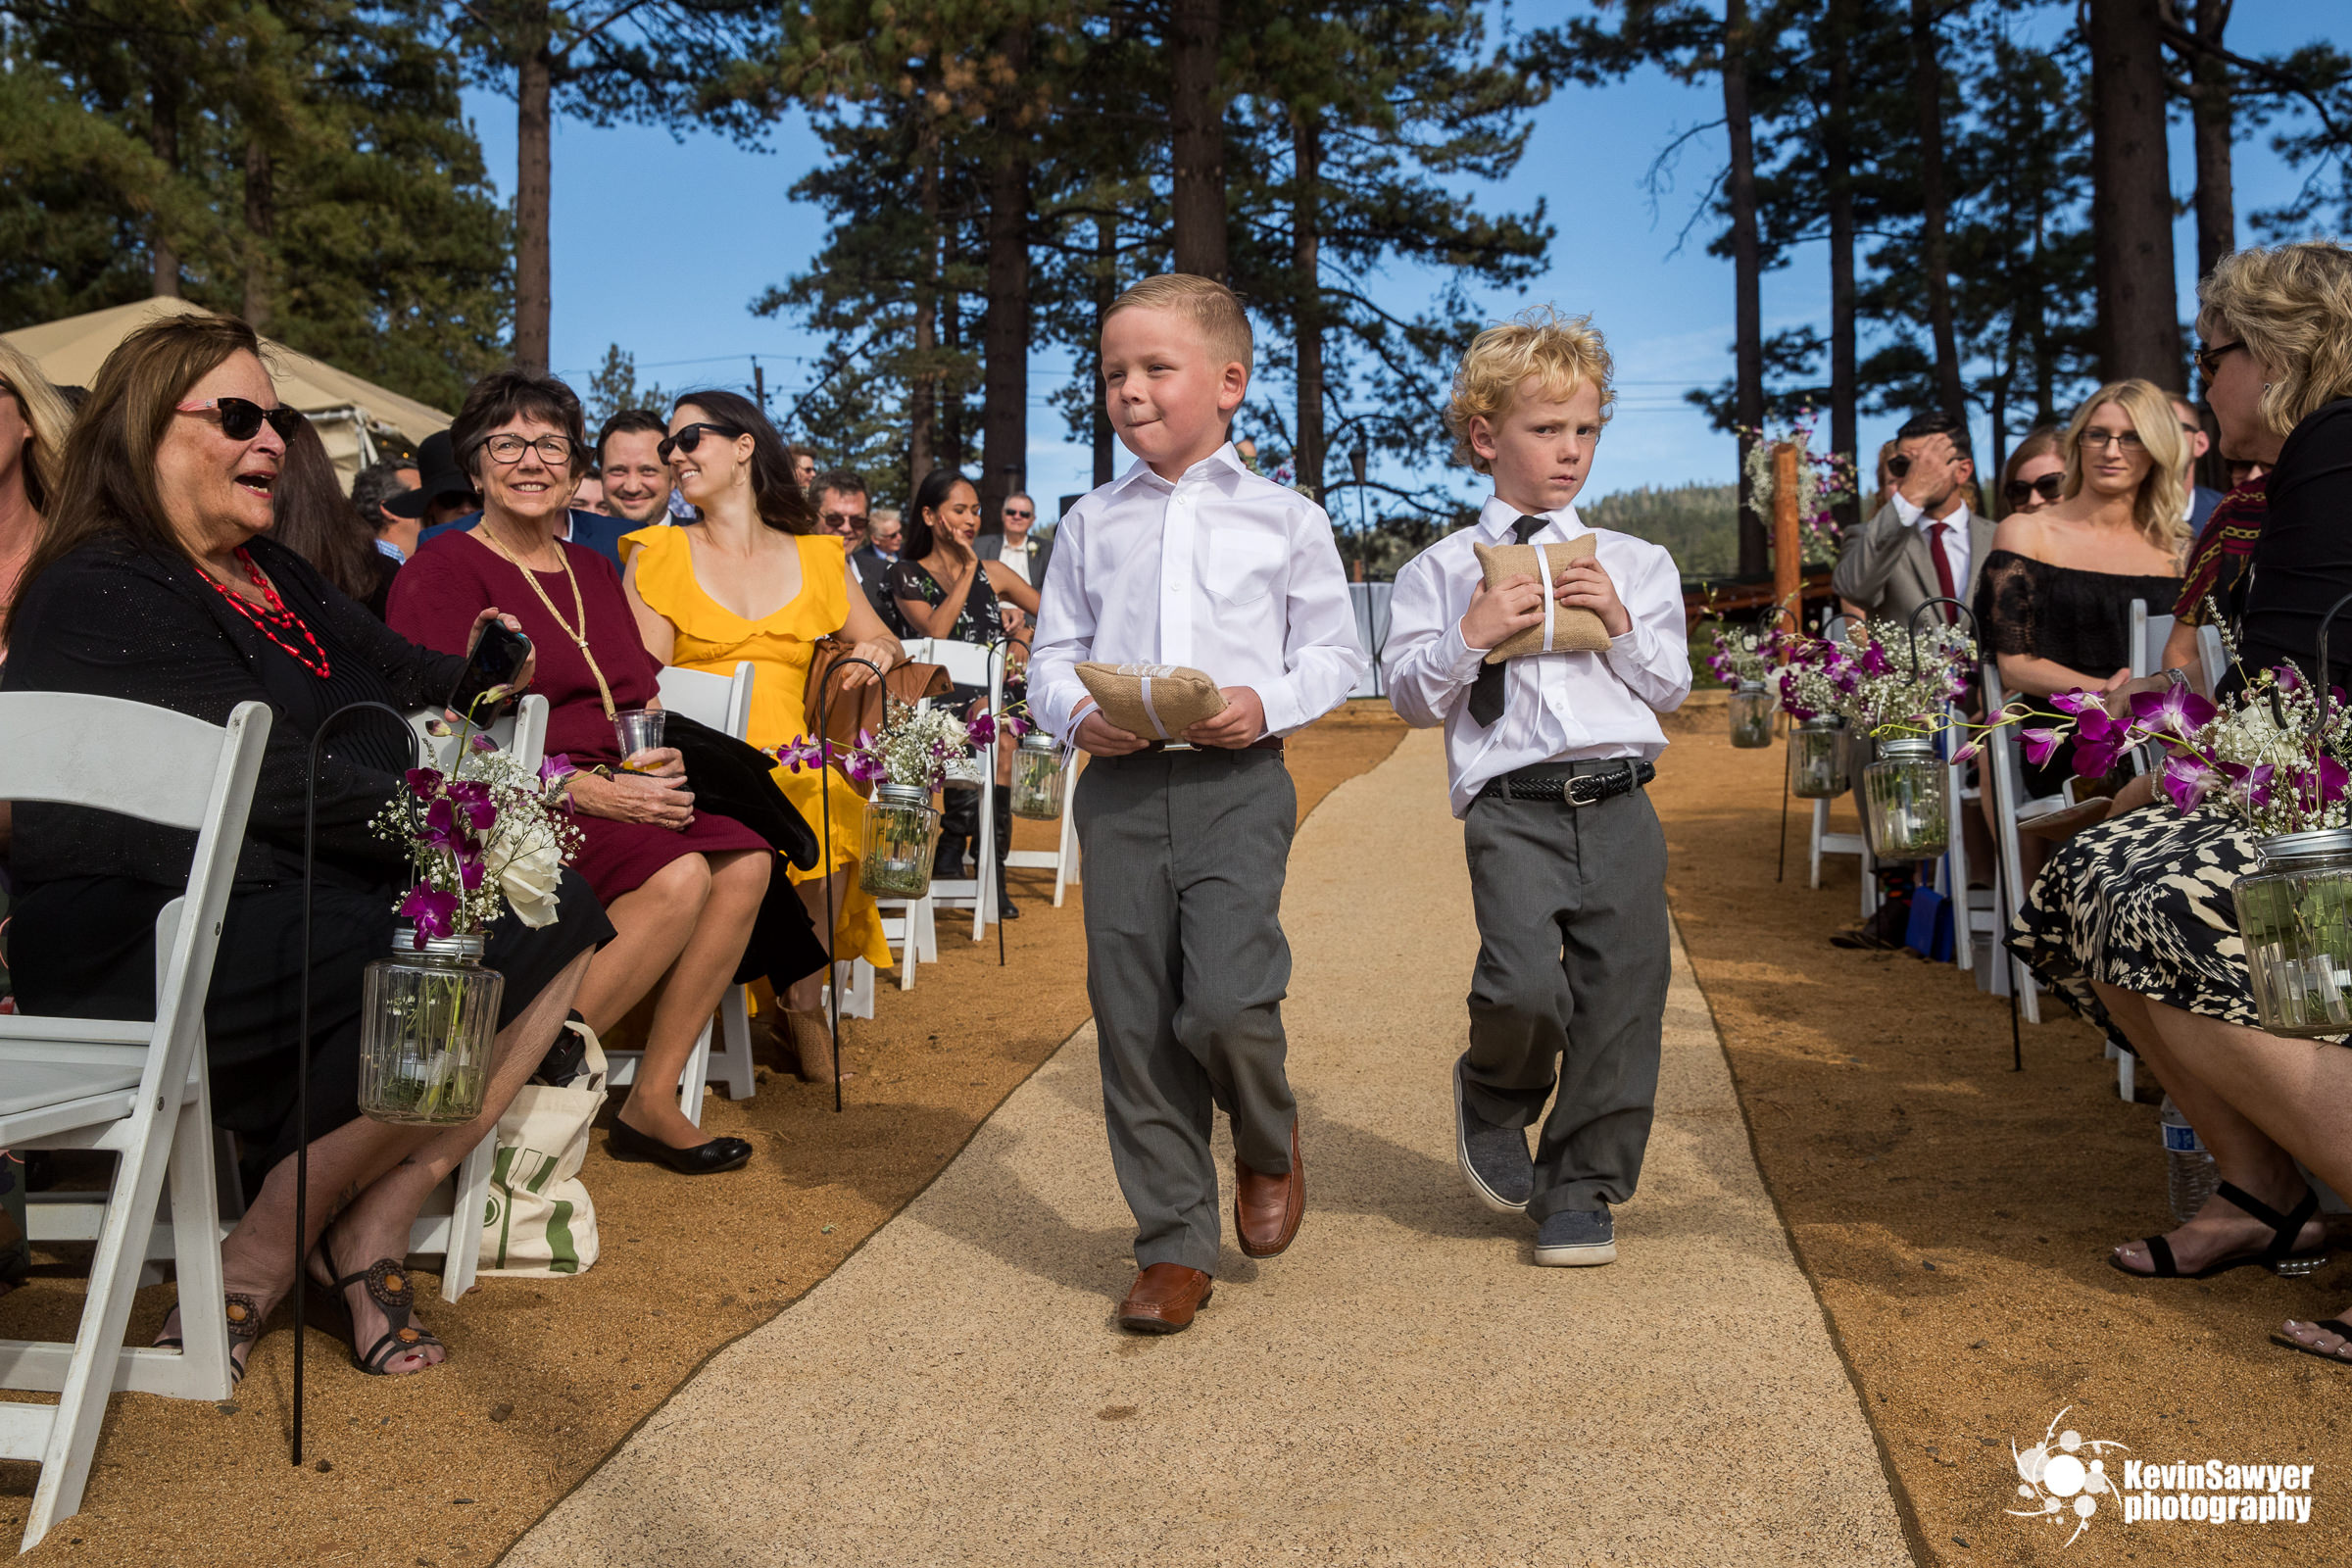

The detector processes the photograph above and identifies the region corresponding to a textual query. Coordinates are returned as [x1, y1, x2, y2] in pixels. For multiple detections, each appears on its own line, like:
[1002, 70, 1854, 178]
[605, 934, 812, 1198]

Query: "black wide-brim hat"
[383, 429, 478, 519]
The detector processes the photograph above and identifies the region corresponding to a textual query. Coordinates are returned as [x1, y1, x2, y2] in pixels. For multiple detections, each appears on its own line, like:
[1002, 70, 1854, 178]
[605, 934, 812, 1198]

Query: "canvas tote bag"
[480, 1021, 608, 1276]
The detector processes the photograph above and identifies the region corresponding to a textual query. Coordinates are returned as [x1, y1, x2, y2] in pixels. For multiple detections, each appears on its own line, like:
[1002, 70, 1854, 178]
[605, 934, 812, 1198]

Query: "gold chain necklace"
[474, 523, 619, 720]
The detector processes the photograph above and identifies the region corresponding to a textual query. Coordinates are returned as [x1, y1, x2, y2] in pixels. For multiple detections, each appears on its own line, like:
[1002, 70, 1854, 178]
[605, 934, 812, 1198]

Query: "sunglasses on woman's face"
[175, 397, 307, 443]
[659, 422, 745, 462]
[2004, 473, 2063, 506]
[2194, 340, 2244, 380]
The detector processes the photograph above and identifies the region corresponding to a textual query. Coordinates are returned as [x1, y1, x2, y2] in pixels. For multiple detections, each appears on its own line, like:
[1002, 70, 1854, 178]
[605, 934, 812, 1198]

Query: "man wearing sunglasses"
[1830, 412, 1993, 630]
[975, 490, 1052, 586]
[415, 422, 629, 569]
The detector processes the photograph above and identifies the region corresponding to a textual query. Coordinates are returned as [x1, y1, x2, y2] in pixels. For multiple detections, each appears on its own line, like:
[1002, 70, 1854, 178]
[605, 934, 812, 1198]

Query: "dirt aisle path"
[1652, 700, 2351, 1565]
[502, 727, 1907, 1567]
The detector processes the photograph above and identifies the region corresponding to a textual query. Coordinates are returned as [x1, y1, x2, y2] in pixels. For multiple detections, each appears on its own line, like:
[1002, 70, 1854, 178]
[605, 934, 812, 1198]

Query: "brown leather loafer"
[1117, 1262, 1213, 1334]
[1234, 1119, 1304, 1258]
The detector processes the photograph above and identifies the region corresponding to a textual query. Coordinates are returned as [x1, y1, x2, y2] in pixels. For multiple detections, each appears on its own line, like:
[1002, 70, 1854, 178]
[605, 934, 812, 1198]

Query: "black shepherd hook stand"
[982, 632, 1021, 969]
[1757, 601, 1793, 885]
[294, 701, 427, 1469]
[811, 655, 885, 1115]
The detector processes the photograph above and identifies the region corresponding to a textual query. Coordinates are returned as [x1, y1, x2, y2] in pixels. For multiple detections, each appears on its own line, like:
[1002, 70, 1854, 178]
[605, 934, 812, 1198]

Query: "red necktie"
[1929, 521, 1958, 612]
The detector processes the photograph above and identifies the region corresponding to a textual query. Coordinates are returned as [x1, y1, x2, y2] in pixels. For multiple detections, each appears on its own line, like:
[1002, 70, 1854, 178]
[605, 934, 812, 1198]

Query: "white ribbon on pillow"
[1138, 676, 1169, 739]
[1535, 542, 1557, 654]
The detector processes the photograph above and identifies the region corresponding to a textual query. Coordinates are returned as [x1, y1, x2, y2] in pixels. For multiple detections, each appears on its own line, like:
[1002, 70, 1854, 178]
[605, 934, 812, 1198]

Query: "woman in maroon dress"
[390, 372, 776, 1174]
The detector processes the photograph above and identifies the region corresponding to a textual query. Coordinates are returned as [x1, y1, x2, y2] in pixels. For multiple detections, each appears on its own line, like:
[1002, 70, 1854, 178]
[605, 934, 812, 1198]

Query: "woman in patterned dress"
[2010, 242, 2352, 1364]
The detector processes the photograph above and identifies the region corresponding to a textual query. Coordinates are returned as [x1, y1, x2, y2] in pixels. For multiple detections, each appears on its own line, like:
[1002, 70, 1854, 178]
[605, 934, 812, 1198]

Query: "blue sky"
[464, 2, 2334, 518]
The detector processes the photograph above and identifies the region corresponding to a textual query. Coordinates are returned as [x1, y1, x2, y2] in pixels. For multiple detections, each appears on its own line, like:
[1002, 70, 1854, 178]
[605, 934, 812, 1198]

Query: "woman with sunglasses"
[2009, 242, 2352, 1368]
[391, 372, 792, 1176]
[1995, 425, 2066, 517]
[617, 391, 904, 1083]
[1974, 379, 2187, 809]
[3, 314, 612, 1378]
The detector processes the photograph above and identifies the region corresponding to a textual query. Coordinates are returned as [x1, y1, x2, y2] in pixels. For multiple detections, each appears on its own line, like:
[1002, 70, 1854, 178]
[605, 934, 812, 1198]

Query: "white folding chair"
[1982, 662, 2064, 1025]
[1940, 704, 2000, 979]
[906, 637, 1001, 941]
[1004, 750, 1083, 907]
[2128, 598, 2177, 680]
[402, 695, 546, 1303]
[1804, 616, 1875, 911]
[0, 695, 270, 1552]
[2197, 621, 2228, 695]
[592, 662, 761, 1114]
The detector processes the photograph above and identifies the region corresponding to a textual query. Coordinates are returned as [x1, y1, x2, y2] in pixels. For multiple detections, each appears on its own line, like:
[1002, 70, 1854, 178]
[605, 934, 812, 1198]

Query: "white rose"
[491, 818, 564, 928]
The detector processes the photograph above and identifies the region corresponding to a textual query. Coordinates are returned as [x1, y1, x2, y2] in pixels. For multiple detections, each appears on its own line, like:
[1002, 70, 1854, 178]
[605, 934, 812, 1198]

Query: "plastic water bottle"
[2161, 1097, 2219, 1226]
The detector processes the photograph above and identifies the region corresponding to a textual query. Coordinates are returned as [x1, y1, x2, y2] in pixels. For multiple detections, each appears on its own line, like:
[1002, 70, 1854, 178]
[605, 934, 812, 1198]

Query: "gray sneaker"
[1533, 1207, 1616, 1267]
[1454, 1055, 1534, 1212]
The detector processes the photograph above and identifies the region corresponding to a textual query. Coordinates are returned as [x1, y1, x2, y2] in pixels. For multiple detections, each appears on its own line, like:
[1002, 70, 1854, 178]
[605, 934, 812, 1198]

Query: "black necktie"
[1467, 514, 1548, 728]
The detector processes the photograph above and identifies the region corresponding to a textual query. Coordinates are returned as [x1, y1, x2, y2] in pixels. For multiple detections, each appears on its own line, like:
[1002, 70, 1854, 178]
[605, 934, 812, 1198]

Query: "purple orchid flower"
[2019, 727, 2066, 766]
[457, 853, 486, 892]
[398, 886, 459, 946]
[2069, 710, 2129, 778]
[469, 732, 498, 754]
[1859, 642, 1892, 676]
[2047, 690, 2104, 718]
[405, 767, 445, 799]
[539, 754, 577, 788]
[2129, 684, 2219, 740]
[2155, 753, 2218, 812]
[2277, 663, 2306, 694]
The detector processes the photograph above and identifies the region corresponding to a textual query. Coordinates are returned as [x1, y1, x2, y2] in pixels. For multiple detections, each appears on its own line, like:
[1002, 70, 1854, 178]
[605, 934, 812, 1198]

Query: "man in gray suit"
[976, 491, 1051, 585]
[1832, 413, 1994, 628]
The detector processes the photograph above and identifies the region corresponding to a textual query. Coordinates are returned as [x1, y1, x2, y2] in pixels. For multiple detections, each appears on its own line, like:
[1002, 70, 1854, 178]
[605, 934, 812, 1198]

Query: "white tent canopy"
[2, 297, 454, 490]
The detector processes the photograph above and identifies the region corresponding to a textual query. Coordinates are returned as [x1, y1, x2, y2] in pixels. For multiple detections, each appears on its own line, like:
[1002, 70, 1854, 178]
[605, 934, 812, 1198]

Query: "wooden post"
[1772, 442, 1802, 630]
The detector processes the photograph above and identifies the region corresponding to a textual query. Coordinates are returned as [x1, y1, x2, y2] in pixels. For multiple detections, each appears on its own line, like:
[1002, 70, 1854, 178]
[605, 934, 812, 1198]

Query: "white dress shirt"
[1030, 444, 1367, 747]
[1889, 491, 1974, 592]
[1383, 497, 1691, 817]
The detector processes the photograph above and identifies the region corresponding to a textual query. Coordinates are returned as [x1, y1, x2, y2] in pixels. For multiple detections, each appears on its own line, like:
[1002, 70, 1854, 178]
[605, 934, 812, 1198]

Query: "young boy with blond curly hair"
[1382, 309, 1690, 1266]
[1030, 274, 1366, 1333]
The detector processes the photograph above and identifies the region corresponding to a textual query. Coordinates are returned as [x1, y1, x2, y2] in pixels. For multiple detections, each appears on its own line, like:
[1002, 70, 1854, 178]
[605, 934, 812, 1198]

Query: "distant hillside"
[1582, 483, 1739, 578]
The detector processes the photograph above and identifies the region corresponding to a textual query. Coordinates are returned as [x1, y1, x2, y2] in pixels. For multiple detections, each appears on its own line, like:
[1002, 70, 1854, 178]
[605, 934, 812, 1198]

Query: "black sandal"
[2110, 1181, 2329, 1280]
[312, 1252, 443, 1375]
[154, 1292, 265, 1385]
[2272, 1318, 2352, 1365]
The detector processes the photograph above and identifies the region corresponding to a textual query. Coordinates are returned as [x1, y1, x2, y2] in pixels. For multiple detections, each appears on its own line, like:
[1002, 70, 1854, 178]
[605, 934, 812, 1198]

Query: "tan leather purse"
[803, 637, 952, 785]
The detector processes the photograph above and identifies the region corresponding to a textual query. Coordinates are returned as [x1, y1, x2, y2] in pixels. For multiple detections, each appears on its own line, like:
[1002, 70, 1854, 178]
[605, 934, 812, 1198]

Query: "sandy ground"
[499, 725, 1904, 1568]
[0, 703, 1408, 1564]
[1655, 695, 2352, 1566]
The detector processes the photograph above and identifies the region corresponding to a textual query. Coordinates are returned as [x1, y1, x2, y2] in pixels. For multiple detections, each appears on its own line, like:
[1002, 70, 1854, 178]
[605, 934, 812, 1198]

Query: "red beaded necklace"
[204, 548, 331, 679]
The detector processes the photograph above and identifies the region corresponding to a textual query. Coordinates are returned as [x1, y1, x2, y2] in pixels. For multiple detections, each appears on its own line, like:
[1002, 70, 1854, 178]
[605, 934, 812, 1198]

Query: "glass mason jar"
[1728, 681, 1774, 748]
[860, 782, 942, 899]
[1009, 731, 1067, 820]
[359, 929, 504, 1126]
[1860, 735, 1948, 858]
[2233, 827, 2352, 1038]
[1788, 716, 1849, 800]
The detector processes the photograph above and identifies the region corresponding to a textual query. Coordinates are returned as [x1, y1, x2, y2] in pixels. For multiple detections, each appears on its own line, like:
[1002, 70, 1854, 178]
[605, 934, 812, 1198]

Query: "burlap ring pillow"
[1078, 662, 1228, 741]
[1471, 535, 1613, 662]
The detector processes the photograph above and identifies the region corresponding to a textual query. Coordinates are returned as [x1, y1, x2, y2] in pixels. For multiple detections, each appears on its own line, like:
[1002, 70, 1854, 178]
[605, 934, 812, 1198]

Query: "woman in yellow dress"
[619, 390, 902, 1078]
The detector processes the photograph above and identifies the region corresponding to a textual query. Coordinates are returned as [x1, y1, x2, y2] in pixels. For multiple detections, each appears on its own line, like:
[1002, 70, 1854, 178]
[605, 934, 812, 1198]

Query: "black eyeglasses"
[2081, 428, 2146, 453]
[2004, 473, 2064, 506]
[659, 422, 745, 462]
[482, 432, 576, 466]
[2194, 340, 2245, 380]
[175, 397, 306, 443]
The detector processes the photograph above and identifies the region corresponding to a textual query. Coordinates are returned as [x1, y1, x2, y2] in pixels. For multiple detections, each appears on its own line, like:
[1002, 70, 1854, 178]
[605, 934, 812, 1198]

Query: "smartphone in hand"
[449, 620, 531, 720]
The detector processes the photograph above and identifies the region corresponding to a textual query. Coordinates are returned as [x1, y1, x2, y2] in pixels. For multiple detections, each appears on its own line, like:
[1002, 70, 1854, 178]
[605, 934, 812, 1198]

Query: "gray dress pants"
[1076, 747, 1298, 1275]
[1461, 778, 1671, 1221]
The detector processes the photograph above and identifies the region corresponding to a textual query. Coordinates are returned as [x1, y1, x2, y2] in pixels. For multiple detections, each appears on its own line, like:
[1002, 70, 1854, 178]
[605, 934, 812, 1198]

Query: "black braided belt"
[1474, 759, 1656, 807]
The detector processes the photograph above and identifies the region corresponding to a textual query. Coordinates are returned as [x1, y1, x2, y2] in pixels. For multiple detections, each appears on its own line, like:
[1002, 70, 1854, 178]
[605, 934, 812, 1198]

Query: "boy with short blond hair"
[1029, 273, 1366, 1333]
[1383, 308, 1690, 1266]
